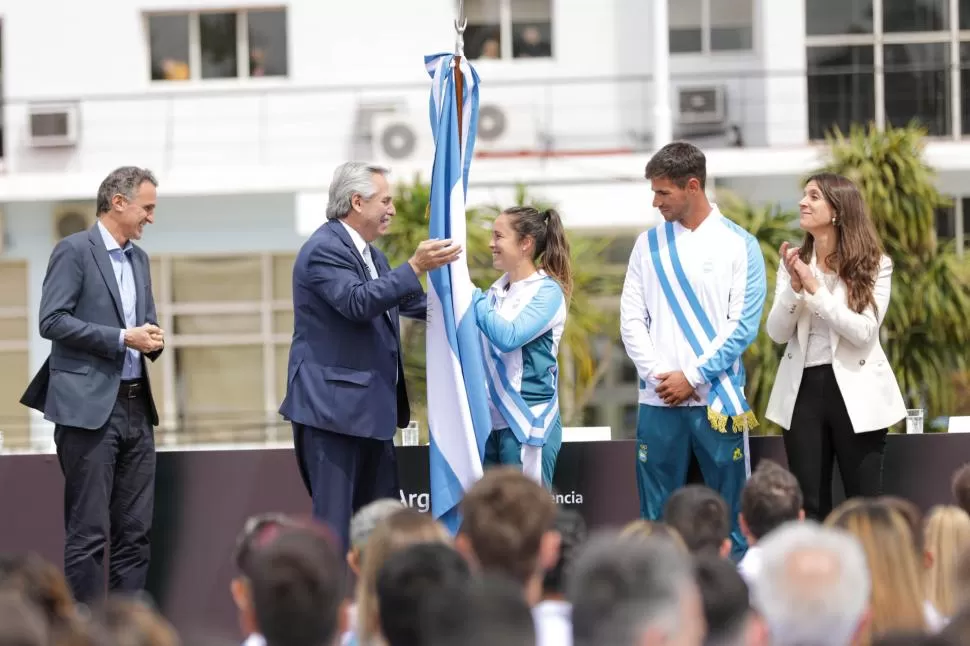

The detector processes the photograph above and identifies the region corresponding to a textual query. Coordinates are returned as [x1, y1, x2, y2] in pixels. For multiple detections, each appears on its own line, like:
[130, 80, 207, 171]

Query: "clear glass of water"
[402, 421, 420, 446]
[906, 408, 924, 434]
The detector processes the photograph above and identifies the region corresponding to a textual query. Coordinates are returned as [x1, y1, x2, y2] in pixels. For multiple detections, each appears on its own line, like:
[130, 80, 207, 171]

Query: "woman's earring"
[831, 217, 837, 225]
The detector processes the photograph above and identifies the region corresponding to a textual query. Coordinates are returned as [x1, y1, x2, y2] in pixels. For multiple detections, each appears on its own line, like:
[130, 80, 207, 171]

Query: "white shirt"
[737, 544, 761, 584]
[533, 600, 572, 646]
[620, 206, 766, 408]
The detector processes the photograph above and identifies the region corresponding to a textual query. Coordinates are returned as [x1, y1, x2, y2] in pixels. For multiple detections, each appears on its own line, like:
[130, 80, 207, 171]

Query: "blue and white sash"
[481, 325, 560, 447]
[647, 223, 758, 433]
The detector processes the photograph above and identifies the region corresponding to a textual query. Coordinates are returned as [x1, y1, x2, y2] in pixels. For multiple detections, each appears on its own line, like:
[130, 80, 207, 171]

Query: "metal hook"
[454, 0, 467, 57]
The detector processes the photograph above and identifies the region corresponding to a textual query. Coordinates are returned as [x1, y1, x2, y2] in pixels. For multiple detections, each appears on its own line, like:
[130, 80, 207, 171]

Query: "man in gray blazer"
[21, 166, 165, 604]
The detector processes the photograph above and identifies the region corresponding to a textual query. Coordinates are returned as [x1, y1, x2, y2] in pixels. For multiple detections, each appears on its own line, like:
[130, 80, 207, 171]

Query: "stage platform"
[0, 435, 963, 639]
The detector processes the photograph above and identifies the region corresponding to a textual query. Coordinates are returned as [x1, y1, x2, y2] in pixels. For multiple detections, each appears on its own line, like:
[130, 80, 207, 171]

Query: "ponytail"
[540, 209, 573, 301]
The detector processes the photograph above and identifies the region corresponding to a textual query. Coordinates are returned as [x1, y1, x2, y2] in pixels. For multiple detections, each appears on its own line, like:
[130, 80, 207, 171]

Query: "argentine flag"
[424, 52, 492, 533]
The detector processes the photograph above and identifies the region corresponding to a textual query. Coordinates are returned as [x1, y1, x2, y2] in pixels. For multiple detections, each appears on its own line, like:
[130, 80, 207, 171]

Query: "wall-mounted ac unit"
[676, 86, 727, 127]
[370, 113, 435, 168]
[473, 102, 542, 155]
[27, 102, 80, 148]
[52, 203, 95, 241]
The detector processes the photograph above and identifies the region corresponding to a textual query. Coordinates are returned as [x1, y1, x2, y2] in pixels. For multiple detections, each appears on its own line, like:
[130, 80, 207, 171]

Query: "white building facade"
[1, 0, 969, 447]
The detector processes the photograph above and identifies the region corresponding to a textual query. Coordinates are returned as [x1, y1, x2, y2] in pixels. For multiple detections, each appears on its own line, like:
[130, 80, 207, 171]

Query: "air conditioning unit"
[676, 86, 727, 127]
[27, 103, 80, 148]
[473, 103, 542, 155]
[371, 113, 436, 170]
[52, 203, 95, 241]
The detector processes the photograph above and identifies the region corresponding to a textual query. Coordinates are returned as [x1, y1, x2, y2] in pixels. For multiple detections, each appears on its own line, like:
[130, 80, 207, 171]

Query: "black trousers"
[782, 365, 887, 521]
[54, 380, 156, 605]
[292, 423, 399, 555]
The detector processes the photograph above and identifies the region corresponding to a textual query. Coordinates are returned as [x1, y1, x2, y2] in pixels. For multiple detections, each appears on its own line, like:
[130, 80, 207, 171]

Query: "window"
[147, 8, 287, 81]
[148, 252, 296, 445]
[669, 0, 754, 55]
[0, 262, 30, 450]
[464, 0, 553, 60]
[805, 0, 963, 139]
[963, 42, 970, 135]
[935, 200, 970, 252]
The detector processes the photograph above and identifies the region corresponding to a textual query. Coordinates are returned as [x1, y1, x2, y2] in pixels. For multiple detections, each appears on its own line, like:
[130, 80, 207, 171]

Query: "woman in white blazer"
[765, 172, 906, 521]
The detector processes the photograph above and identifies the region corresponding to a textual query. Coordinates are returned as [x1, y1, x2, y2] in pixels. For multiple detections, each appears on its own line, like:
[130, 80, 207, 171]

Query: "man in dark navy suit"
[21, 166, 165, 604]
[279, 162, 461, 550]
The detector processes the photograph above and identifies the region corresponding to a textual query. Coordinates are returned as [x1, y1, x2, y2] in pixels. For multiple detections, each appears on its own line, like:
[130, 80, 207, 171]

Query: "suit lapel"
[88, 226, 125, 324]
[327, 220, 370, 281]
[373, 250, 400, 338]
[828, 279, 845, 356]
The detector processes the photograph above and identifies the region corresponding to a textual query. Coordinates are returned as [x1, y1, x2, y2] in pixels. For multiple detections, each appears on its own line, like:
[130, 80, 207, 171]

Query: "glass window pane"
[0, 261, 27, 308]
[148, 14, 191, 81]
[962, 0, 970, 29]
[171, 256, 262, 303]
[174, 314, 262, 336]
[805, 0, 874, 35]
[0, 352, 30, 449]
[465, 0, 501, 60]
[936, 205, 956, 240]
[248, 10, 287, 77]
[962, 43, 970, 135]
[275, 343, 290, 407]
[807, 45, 876, 140]
[175, 345, 264, 442]
[272, 254, 295, 300]
[511, 0, 552, 58]
[273, 310, 293, 335]
[884, 43, 950, 136]
[670, 0, 703, 53]
[883, 0, 948, 32]
[149, 257, 163, 307]
[200, 12, 238, 79]
[711, 0, 754, 51]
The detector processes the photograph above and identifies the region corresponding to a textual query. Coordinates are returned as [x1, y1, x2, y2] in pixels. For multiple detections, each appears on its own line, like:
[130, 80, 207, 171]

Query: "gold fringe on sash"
[708, 407, 759, 434]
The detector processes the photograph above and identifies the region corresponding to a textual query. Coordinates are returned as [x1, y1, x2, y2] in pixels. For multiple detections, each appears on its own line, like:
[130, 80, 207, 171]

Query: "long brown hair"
[503, 206, 573, 301]
[799, 173, 883, 314]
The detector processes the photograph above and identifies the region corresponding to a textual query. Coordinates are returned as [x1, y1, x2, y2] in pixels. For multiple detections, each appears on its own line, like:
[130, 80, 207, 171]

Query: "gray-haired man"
[21, 166, 164, 604]
[279, 162, 460, 552]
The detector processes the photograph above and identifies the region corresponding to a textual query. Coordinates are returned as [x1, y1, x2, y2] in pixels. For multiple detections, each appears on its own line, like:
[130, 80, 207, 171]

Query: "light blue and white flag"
[424, 52, 491, 533]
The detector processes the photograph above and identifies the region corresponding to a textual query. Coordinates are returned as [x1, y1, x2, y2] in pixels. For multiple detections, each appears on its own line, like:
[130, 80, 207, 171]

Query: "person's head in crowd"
[376, 542, 471, 646]
[951, 462, 970, 516]
[620, 519, 689, 554]
[423, 575, 536, 646]
[924, 505, 970, 618]
[569, 531, 705, 646]
[751, 521, 870, 646]
[89, 596, 180, 646]
[247, 528, 346, 646]
[693, 554, 768, 646]
[0, 590, 49, 646]
[739, 460, 803, 546]
[356, 507, 450, 646]
[230, 513, 317, 640]
[663, 485, 731, 558]
[826, 499, 928, 638]
[881, 495, 931, 566]
[542, 508, 587, 601]
[456, 467, 560, 606]
[347, 499, 405, 577]
[0, 553, 75, 628]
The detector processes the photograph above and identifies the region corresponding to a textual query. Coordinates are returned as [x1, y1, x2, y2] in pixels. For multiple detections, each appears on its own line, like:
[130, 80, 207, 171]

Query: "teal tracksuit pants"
[636, 404, 749, 560]
[483, 419, 563, 489]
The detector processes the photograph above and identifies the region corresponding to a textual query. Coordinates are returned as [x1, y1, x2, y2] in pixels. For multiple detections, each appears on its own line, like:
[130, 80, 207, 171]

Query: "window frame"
[668, 0, 757, 56]
[463, 0, 555, 61]
[144, 8, 288, 83]
[804, 0, 967, 139]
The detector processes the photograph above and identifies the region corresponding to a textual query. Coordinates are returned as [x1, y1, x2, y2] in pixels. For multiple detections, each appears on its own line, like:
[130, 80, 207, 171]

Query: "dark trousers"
[293, 424, 399, 553]
[54, 380, 156, 605]
[783, 365, 887, 521]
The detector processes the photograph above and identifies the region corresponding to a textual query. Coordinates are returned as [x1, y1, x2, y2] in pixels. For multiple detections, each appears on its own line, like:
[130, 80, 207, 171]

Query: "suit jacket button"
[859, 359, 866, 366]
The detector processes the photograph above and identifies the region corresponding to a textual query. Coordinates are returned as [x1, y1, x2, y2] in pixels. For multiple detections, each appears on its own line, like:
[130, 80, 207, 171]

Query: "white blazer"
[764, 254, 906, 433]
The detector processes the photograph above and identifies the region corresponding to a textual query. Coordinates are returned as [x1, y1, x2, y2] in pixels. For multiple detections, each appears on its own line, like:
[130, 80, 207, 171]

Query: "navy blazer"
[279, 219, 427, 441]
[20, 225, 163, 430]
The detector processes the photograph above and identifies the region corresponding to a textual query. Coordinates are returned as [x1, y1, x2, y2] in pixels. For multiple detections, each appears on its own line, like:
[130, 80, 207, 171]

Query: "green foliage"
[814, 122, 970, 422]
[717, 193, 799, 435]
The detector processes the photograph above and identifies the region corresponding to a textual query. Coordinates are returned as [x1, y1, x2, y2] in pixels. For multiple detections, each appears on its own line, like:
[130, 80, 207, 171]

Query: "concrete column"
[652, 0, 673, 149]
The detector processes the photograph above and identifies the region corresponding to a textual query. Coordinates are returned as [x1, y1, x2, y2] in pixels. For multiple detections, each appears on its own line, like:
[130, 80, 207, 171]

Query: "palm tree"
[717, 193, 799, 434]
[813, 122, 970, 423]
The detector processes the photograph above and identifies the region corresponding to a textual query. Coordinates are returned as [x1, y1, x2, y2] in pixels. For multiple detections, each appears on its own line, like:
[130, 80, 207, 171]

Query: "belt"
[119, 379, 146, 399]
